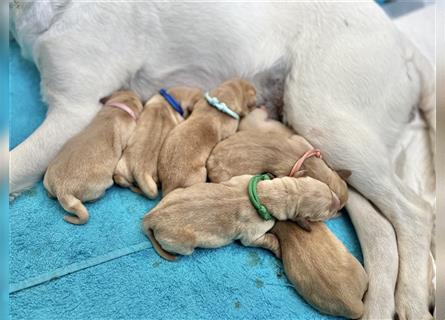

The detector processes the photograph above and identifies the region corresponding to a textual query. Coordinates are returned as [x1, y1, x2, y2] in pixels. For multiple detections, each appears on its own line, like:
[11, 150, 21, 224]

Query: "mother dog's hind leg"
[284, 114, 433, 319]
[282, 23, 434, 318]
[347, 188, 398, 319]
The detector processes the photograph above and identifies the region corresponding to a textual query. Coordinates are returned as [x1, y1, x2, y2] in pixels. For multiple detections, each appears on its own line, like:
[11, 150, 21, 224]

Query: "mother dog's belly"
[130, 60, 287, 120]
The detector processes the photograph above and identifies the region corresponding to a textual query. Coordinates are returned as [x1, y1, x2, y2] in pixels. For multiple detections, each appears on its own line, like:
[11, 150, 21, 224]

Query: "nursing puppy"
[44, 91, 143, 224]
[143, 174, 340, 260]
[207, 108, 367, 317]
[271, 221, 368, 319]
[158, 78, 256, 195]
[238, 106, 294, 136]
[207, 108, 350, 209]
[113, 87, 202, 198]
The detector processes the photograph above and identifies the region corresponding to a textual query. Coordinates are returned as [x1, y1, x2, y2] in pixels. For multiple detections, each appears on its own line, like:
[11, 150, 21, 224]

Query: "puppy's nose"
[330, 191, 341, 212]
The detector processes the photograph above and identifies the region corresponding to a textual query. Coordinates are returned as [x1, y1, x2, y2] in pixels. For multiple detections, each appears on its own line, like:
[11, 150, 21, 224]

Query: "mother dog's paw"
[9, 192, 20, 202]
[395, 287, 433, 320]
[360, 289, 395, 320]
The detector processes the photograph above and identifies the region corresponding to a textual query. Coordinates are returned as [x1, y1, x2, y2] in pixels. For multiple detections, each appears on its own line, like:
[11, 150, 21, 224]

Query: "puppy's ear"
[181, 89, 203, 118]
[336, 169, 352, 180]
[100, 95, 112, 105]
[246, 88, 257, 109]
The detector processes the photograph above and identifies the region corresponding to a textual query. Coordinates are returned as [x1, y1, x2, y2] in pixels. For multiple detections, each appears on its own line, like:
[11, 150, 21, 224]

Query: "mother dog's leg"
[284, 106, 433, 319]
[347, 189, 398, 319]
[287, 110, 432, 318]
[10, 104, 100, 195]
[282, 28, 434, 319]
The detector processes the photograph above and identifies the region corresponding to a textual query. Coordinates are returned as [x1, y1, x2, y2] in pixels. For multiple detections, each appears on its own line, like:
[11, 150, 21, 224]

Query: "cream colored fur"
[143, 175, 339, 260]
[10, 3, 435, 317]
[43, 91, 143, 224]
[271, 221, 368, 319]
[113, 87, 202, 198]
[207, 108, 364, 318]
[208, 108, 349, 207]
[158, 78, 256, 195]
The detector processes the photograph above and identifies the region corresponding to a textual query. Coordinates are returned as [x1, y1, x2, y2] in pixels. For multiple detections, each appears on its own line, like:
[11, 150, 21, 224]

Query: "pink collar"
[289, 149, 322, 177]
[105, 102, 138, 121]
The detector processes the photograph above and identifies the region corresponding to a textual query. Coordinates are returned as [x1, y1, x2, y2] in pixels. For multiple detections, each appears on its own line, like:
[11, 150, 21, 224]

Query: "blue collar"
[159, 88, 184, 116]
[204, 92, 240, 120]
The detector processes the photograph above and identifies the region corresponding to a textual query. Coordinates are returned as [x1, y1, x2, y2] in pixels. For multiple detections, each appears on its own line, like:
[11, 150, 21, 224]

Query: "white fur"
[10, 2, 435, 319]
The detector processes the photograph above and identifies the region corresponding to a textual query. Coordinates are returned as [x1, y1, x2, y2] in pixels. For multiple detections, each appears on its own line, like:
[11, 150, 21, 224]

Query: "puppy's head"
[215, 78, 257, 117]
[289, 177, 341, 222]
[167, 86, 203, 118]
[239, 107, 268, 131]
[100, 90, 144, 115]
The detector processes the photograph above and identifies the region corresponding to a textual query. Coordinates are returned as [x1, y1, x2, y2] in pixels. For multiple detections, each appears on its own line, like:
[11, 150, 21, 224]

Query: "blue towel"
[9, 39, 362, 319]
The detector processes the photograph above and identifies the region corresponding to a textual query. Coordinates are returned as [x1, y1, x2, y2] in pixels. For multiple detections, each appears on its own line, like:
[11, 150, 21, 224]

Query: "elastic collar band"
[248, 173, 274, 221]
[105, 102, 137, 121]
[204, 92, 240, 120]
[289, 149, 322, 177]
[159, 88, 184, 116]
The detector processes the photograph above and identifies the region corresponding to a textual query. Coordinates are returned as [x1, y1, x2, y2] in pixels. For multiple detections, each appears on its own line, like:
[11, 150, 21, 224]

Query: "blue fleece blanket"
[9, 40, 362, 320]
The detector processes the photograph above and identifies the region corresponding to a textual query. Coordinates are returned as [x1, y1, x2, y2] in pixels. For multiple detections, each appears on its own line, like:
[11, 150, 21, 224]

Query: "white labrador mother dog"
[10, 2, 435, 319]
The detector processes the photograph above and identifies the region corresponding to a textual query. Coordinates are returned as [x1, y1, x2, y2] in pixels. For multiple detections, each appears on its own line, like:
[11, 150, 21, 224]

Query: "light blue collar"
[204, 92, 240, 120]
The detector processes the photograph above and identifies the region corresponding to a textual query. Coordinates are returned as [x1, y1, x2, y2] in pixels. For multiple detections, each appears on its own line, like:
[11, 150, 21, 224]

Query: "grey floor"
[383, 0, 434, 18]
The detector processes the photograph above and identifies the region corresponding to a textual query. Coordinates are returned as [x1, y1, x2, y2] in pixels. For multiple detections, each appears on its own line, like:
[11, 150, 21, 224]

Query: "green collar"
[248, 174, 274, 221]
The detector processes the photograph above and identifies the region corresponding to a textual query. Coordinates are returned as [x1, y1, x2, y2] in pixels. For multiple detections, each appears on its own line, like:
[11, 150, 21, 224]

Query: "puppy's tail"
[58, 194, 89, 225]
[136, 172, 159, 199]
[146, 228, 176, 261]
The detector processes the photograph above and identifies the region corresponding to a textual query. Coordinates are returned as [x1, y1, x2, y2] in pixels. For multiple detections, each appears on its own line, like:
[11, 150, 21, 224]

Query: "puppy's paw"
[138, 173, 159, 199]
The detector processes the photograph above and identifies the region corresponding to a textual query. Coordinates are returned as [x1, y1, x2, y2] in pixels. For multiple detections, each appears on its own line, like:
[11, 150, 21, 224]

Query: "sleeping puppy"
[207, 108, 351, 211]
[158, 78, 256, 196]
[113, 87, 202, 198]
[142, 174, 340, 260]
[271, 221, 368, 319]
[43, 91, 143, 224]
[238, 106, 294, 136]
[208, 108, 366, 318]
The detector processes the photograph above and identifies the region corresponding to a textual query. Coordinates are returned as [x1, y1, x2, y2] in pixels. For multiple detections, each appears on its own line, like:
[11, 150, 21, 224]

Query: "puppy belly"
[155, 226, 235, 256]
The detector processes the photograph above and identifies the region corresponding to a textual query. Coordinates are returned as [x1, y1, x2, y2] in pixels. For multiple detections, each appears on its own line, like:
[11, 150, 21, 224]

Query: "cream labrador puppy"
[208, 108, 366, 317]
[44, 91, 143, 224]
[271, 221, 368, 319]
[143, 174, 340, 261]
[207, 108, 350, 208]
[113, 87, 202, 198]
[158, 78, 256, 195]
